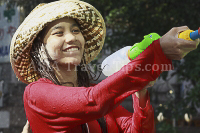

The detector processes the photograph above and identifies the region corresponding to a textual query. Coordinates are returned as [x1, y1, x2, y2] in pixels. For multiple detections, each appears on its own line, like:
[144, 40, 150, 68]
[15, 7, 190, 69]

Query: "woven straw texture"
[10, 0, 106, 84]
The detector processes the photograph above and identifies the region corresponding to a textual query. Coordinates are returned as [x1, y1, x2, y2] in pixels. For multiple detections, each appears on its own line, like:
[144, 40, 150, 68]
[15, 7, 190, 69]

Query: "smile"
[66, 47, 79, 52]
[63, 46, 80, 52]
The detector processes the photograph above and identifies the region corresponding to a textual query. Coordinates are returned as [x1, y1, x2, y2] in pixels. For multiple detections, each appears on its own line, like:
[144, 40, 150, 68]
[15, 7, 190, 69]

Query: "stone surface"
[0, 111, 9, 128]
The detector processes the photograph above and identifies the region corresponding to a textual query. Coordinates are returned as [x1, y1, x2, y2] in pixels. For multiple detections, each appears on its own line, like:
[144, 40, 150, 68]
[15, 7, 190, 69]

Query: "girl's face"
[43, 17, 85, 66]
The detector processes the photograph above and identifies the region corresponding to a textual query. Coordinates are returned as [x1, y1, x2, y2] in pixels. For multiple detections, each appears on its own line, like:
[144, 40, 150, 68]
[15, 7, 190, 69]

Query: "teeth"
[66, 48, 79, 52]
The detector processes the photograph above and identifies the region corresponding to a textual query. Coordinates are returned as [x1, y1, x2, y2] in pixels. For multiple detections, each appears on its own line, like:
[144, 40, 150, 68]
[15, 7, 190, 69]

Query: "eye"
[72, 28, 81, 34]
[53, 31, 63, 36]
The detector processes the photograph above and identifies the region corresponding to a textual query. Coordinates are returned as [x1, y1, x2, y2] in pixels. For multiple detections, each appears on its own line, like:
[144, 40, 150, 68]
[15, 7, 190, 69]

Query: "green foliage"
[185, 83, 200, 108]
[155, 97, 197, 121]
[85, 0, 199, 52]
[5, 0, 55, 16]
[4, 8, 15, 22]
[156, 121, 177, 133]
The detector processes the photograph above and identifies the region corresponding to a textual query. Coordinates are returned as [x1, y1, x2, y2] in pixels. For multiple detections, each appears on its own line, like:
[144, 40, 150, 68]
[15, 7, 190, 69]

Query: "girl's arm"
[105, 89, 154, 133]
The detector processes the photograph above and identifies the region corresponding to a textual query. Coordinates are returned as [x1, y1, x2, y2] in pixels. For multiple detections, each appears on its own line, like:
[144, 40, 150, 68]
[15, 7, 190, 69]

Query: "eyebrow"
[51, 23, 80, 32]
[71, 23, 79, 28]
[51, 26, 64, 32]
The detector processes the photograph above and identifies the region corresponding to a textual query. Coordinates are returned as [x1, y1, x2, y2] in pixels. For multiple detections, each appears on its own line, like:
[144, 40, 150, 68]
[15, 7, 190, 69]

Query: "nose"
[64, 33, 76, 44]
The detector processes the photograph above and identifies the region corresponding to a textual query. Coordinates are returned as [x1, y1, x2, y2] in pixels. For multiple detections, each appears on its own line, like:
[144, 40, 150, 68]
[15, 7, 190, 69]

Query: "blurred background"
[0, 0, 200, 132]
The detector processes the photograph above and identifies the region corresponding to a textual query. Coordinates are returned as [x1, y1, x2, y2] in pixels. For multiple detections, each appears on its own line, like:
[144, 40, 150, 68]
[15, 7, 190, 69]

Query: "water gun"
[101, 28, 200, 76]
[127, 33, 161, 60]
[128, 28, 200, 60]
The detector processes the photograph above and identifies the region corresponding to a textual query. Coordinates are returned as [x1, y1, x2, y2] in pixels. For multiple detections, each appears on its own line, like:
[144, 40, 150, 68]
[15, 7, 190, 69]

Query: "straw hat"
[10, 0, 106, 84]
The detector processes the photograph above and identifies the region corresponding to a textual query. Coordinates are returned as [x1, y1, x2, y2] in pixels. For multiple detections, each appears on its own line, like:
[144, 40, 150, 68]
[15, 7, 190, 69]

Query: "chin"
[58, 58, 82, 66]
[69, 60, 82, 66]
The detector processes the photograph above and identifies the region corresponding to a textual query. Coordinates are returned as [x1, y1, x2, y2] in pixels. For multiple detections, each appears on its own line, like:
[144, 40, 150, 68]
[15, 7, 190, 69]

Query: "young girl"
[10, 0, 198, 133]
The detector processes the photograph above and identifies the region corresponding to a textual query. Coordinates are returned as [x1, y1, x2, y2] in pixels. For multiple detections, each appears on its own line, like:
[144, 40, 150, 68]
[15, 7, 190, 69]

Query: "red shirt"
[23, 40, 172, 133]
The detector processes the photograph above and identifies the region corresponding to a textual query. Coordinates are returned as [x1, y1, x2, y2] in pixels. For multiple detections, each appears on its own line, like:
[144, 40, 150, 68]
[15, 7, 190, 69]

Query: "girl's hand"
[135, 81, 156, 108]
[135, 88, 148, 108]
[160, 26, 199, 60]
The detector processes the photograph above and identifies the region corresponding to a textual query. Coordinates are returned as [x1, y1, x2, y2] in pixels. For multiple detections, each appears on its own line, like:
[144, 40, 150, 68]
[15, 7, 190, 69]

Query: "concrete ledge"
[0, 111, 9, 128]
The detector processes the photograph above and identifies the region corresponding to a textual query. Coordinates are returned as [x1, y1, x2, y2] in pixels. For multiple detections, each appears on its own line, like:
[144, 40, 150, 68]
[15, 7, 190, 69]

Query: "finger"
[139, 88, 147, 92]
[167, 53, 183, 60]
[196, 38, 200, 47]
[24, 121, 30, 130]
[177, 38, 197, 49]
[26, 120, 30, 128]
[175, 26, 190, 33]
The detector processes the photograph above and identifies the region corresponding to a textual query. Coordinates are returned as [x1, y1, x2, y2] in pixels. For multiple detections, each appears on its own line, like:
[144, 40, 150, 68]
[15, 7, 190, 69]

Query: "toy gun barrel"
[178, 28, 200, 41]
[190, 28, 200, 40]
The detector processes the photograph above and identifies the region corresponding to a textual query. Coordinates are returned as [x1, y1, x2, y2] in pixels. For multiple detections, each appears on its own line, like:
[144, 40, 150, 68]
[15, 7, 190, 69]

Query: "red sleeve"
[24, 39, 172, 132]
[132, 92, 154, 133]
[105, 91, 154, 133]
